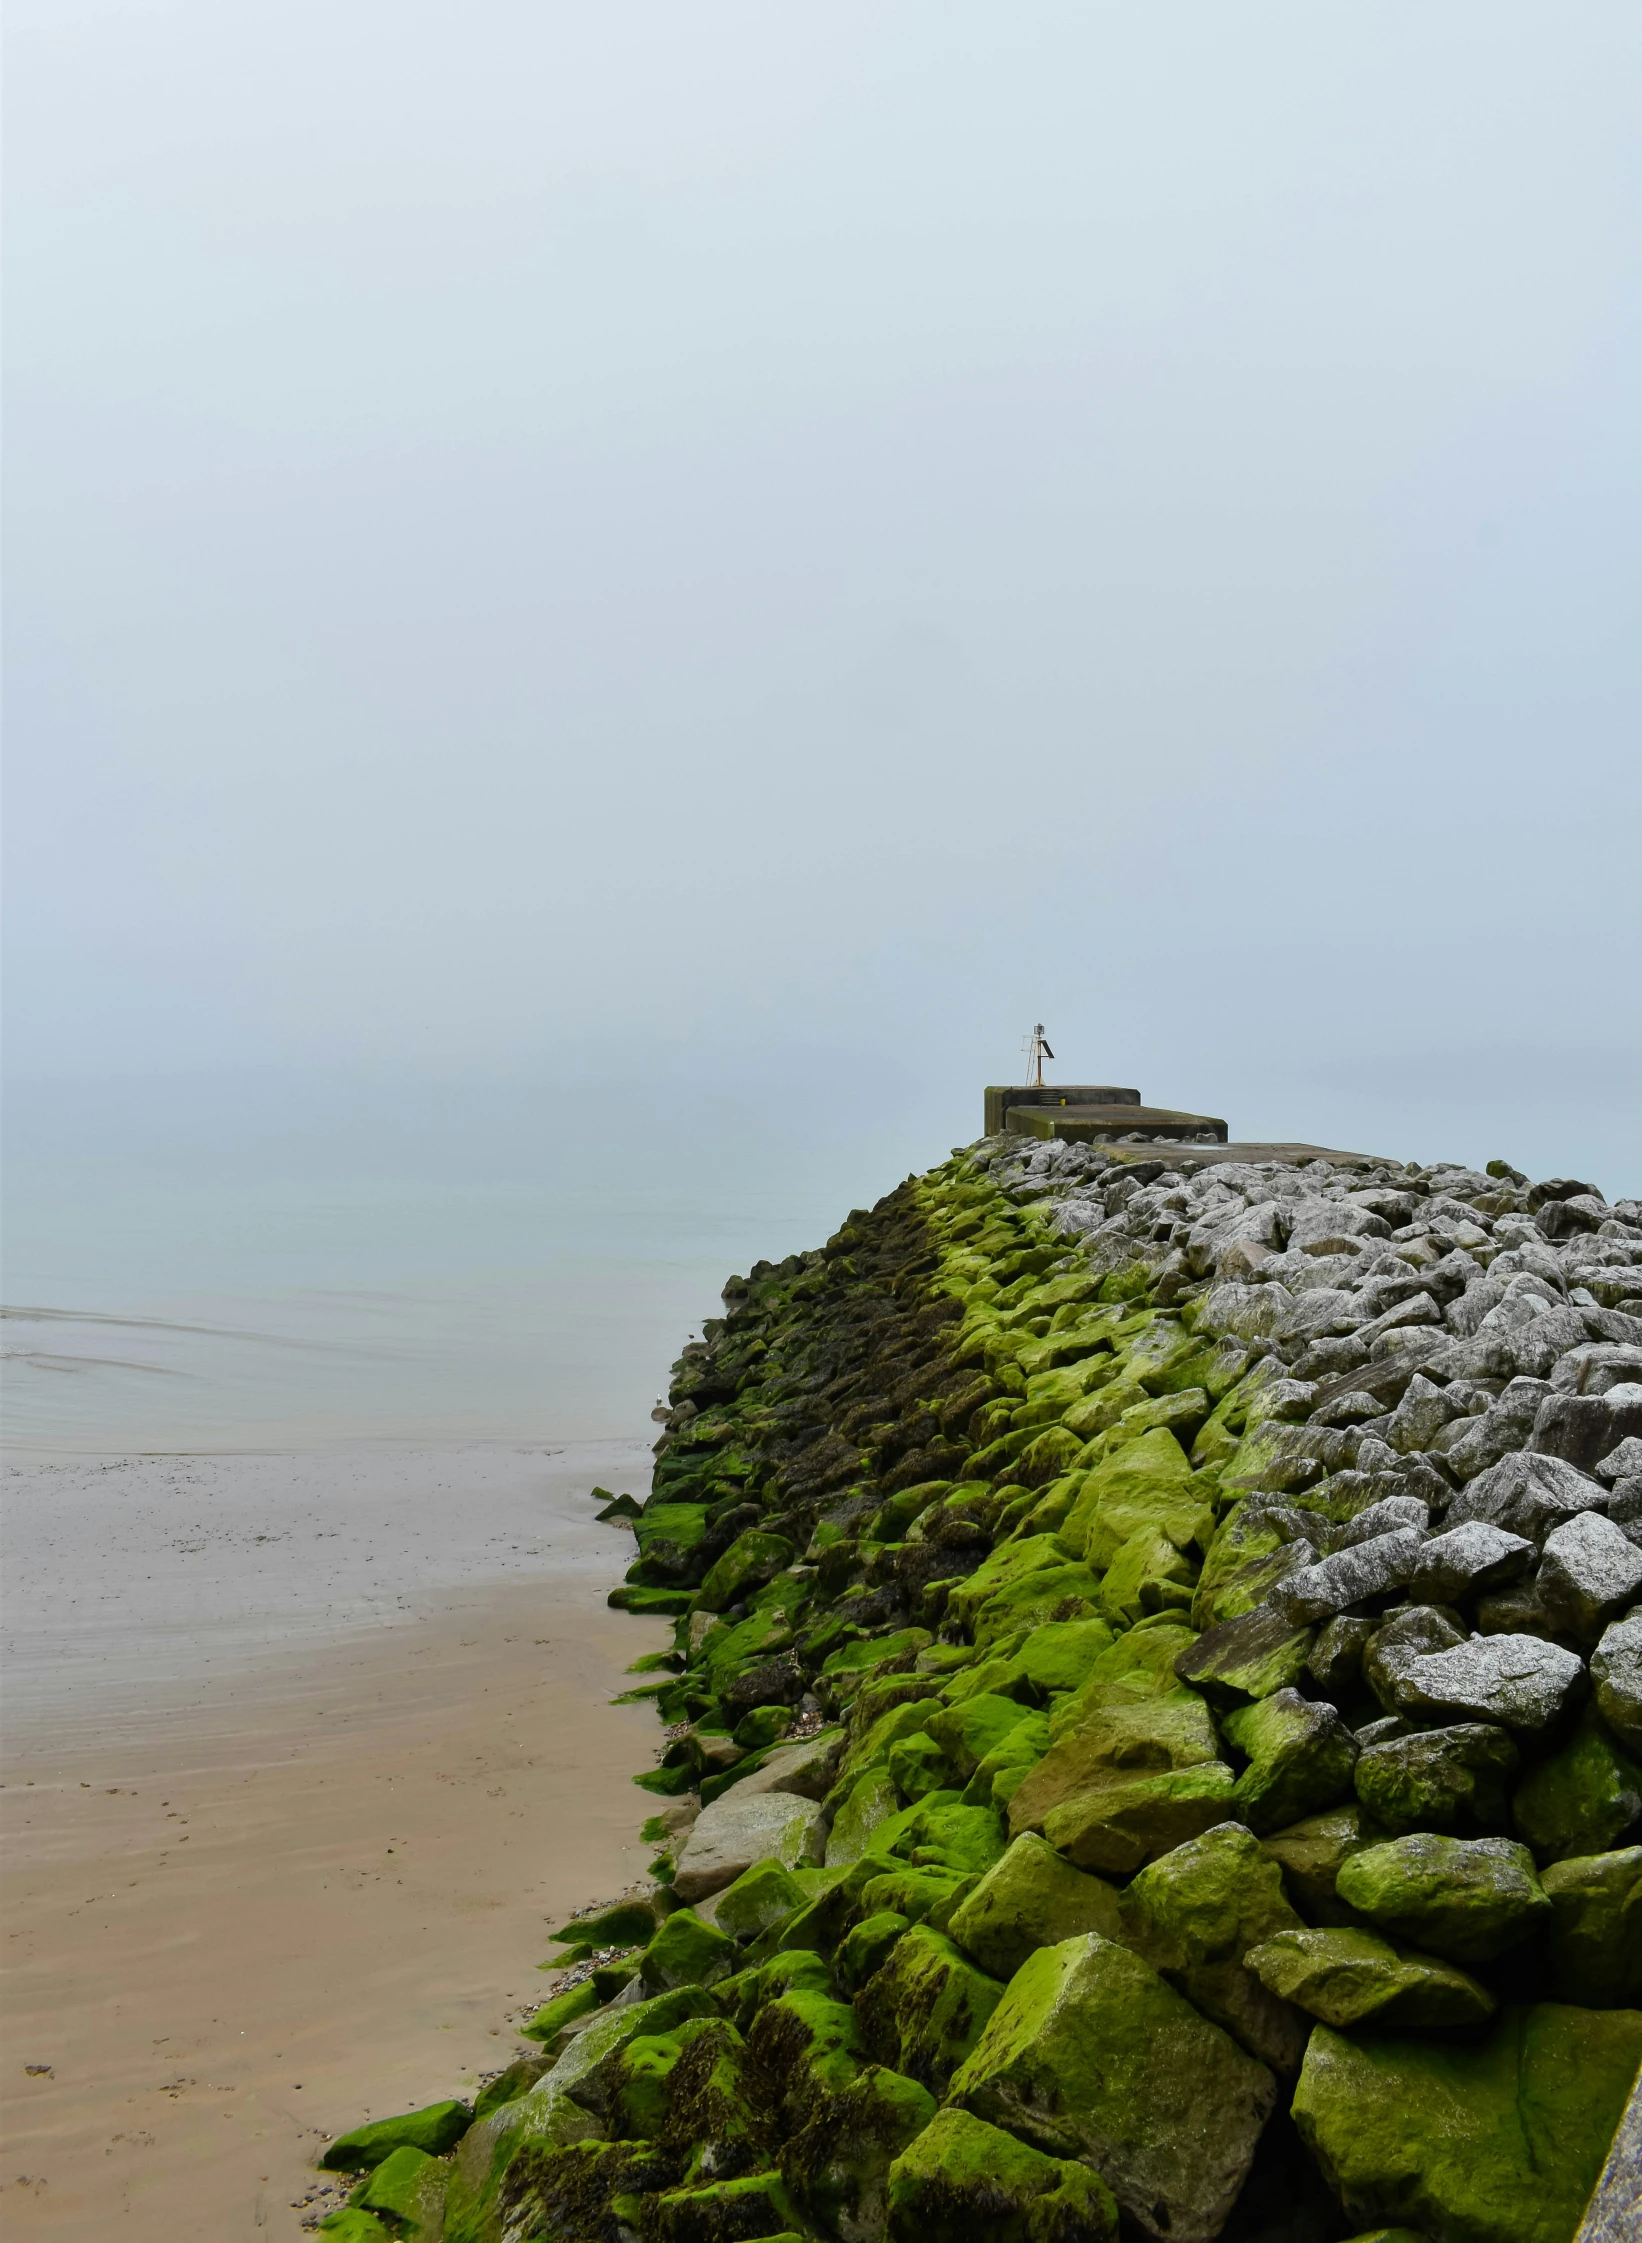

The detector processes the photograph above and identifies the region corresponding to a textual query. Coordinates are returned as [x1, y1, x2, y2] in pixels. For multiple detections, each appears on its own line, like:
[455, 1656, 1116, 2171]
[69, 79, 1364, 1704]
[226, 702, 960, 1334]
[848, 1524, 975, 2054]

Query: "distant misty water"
[1, 1079, 936, 1454]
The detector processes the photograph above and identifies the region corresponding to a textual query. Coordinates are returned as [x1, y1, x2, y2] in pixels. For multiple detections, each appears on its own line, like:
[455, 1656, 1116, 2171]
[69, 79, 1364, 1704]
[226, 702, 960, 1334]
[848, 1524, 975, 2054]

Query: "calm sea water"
[0, 1142, 883, 1455]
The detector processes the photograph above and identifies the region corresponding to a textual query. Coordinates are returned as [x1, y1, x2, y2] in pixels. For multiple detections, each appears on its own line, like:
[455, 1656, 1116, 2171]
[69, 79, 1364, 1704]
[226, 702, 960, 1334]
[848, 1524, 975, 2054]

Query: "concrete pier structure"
[984, 1083, 1386, 1169]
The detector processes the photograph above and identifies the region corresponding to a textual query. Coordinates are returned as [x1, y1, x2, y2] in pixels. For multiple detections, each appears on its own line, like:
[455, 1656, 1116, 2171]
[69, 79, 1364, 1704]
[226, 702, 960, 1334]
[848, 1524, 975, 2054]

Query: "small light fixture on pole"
[1021, 1023, 1054, 1088]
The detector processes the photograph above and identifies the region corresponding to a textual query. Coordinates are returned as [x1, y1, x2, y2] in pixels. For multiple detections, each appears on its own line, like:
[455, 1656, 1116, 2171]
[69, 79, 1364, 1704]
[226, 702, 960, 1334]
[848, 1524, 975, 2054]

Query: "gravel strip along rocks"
[311, 1137, 1642, 2243]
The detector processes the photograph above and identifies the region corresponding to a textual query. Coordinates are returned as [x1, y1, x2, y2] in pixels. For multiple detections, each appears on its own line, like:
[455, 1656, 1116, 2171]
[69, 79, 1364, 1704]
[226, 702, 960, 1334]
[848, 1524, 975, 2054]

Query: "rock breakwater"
[315, 1135, 1642, 2243]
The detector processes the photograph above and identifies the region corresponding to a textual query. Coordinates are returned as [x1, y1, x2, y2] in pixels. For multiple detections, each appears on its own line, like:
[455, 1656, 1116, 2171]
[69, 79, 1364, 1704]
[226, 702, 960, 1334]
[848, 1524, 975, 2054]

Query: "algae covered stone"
[651, 2169, 802, 2243]
[826, 1766, 902, 1866]
[1066, 1428, 1207, 1567]
[1044, 1761, 1240, 1875]
[1120, 1820, 1307, 2071]
[318, 2212, 394, 2241]
[349, 2145, 448, 2237]
[837, 1909, 911, 1993]
[640, 1907, 738, 1992]
[1511, 1710, 1642, 1863]
[1173, 1606, 1316, 1705]
[714, 1858, 811, 1946]
[782, 2062, 938, 2240]
[885, 2105, 1118, 2243]
[322, 2099, 471, 2172]
[1292, 2004, 1642, 2243]
[947, 1832, 1124, 1980]
[1260, 1806, 1377, 1925]
[521, 1976, 601, 2046]
[1245, 1925, 1495, 2029]
[1335, 1833, 1551, 1964]
[1539, 1846, 1642, 2006]
[1353, 1721, 1519, 1837]
[949, 1934, 1276, 2243]
[1009, 1692, 1220, 1834]
[1221, 1687, 1358, 1835]
[856, 1923, 1005, 2092]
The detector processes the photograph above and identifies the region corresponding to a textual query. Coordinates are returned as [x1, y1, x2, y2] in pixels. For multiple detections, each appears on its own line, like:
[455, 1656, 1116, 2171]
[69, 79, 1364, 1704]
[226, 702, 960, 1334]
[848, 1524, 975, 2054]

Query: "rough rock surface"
[321, 1132, 1642, 2243]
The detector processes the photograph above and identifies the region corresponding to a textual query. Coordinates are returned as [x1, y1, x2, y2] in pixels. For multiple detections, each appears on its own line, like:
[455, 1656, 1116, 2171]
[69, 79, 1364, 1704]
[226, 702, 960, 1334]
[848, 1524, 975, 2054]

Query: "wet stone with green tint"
[1245, 1925, 1495, 2029]
[950, 1934, 1276, 2243]
[947, 1832, 1124, 1981]
[885, 2105, 1118, 2243]
[1335, 1834, 1552, 1965]
[1293, 2004, 1642, 2243]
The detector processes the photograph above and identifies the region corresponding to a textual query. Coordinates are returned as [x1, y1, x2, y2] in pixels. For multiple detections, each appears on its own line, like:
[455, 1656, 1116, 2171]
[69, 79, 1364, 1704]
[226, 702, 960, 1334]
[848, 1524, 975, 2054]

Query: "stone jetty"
[313, 1119, 1642, 2243]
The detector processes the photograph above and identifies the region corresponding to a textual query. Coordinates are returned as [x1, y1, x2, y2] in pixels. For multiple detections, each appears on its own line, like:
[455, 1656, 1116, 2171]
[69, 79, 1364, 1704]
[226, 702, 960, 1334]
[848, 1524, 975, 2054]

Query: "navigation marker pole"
[1021, 1023, 1054, 1089]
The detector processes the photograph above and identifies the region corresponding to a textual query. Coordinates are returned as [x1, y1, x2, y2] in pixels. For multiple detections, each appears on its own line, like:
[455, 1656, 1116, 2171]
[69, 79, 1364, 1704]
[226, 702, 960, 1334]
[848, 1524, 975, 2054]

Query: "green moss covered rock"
[1334, 1834, 1551, 1966]
[1173, 1606, 1316, 1705]
[837, 1909, 911, 1993]
[520, 1975, 601, 2046]
[1511, 1711, 1642, 1864]
[317, 2211, 393, 2241]
[651, 2169, 803, 2243]
[1260, 1806, 1379, 1926]
[1008, 1692, 1220, 1836]
[1120, 1820, 1307, 2070]
[1245, 1925, 1495, 2028]
[1354, 1722, 1519, 1836]
[640, 1907, 738, 1992]
[1067, 1429, 1209, 1565]
[321, 2099, 471, 2173]
[947, 1833, 1124, 1980]
[1098, 1523, 1199, 1628]
[1539, 1846, 1642, 2006]
[885, 2105, 1117, 2243]
[856, 1923, 1005, 2092]
[887, 1730, 953, 1800]
[782, 2063, 939, 2239]
[1221, 1687, 1358, 1836]
[714, 1858, 811, 1946]
[1292, 2004, 1642, 2243]
[1043, 1762, 1241, 1875]
[348, 2145, 448, 2237]
[696, 1530, 798, 1614]
[825, 1765, 903, 1865]
[746, 1987, 863, 2121]
[927, 1691, 1040, 1779]
[949, 1933, 1275, 2243]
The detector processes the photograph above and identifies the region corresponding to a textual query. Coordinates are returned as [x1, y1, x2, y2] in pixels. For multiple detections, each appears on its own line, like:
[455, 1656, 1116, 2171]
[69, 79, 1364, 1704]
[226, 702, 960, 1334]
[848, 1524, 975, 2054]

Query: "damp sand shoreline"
[0, 1443, 666, 2240]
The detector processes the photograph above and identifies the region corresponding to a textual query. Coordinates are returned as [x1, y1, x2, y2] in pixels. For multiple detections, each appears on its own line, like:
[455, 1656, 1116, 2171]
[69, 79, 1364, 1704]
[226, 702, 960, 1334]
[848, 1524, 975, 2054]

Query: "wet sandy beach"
[0, 1444, 667, 2239]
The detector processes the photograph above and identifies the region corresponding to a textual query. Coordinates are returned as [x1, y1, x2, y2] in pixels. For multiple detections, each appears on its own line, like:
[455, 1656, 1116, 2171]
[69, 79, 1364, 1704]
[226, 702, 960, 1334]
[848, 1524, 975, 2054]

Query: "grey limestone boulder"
[1446, 1449, 1609, 1544]
[1532, 1386, 1642, 1475]
[1552, 1342, 1642, 1396]
[1596, 1435, 1642, 1482]
[1363, 1605, 1467, 1712]
[1381, 1631, 1585, 1733]
[1385, 1373, 1465, 1453]
[1330, 1495, 1430, 1550]
[723, 1727, 845, 1802]
[1407, 1520, 1534, 1604]
[1536, 1513, 1642, 1644]
[1591, 1611, 1642, 1756]
[672, 1788, 827, 1902]
[1271, 1529, 1423, 1626]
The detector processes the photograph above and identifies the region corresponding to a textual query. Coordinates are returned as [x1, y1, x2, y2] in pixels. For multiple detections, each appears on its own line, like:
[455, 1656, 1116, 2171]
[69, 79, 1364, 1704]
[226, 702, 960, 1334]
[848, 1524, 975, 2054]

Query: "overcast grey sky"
[6, 2, 1640, 1191]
